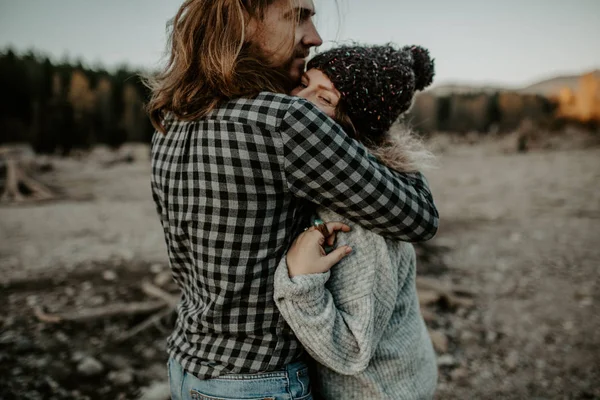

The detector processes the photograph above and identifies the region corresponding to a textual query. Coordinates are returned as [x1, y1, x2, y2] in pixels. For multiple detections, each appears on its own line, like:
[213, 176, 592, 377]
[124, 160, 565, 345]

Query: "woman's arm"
[273, 227, 398, 375]
[279, 98, 438, 242]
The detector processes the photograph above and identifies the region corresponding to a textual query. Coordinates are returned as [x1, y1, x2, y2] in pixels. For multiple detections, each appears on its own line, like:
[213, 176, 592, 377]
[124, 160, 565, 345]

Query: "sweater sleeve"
[273, 233, 398, 375]
[279, 98, 438, 243]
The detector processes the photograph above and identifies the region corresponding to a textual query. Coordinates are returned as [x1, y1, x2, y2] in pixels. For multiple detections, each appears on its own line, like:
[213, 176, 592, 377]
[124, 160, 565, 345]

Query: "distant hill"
[519, 70, 600, 96]
[428, 69, 600, 97]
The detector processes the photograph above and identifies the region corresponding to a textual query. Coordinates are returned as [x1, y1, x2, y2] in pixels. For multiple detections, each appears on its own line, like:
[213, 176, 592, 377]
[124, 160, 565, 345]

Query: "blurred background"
[0, 1, 599, 399]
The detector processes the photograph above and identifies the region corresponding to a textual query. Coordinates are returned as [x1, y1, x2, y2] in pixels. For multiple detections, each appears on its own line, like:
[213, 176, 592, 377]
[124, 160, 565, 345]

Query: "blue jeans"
[168, 358, 313, 400]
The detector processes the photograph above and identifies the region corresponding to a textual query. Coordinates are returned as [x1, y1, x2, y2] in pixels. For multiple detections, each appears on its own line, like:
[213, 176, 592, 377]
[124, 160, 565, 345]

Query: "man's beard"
[282, 49, 309, 91]
[281, 62, 303, 91]
[245, 41, 309, 92]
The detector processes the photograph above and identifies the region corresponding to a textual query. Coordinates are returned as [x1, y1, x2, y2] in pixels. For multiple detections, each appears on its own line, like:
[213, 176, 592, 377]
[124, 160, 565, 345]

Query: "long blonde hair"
[145, 0, 297, 133]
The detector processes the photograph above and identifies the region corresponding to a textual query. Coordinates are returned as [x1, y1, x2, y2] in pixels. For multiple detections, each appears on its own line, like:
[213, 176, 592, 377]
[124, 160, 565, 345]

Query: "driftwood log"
[32, 280, 179, 342]
[33, 300, 167, 323]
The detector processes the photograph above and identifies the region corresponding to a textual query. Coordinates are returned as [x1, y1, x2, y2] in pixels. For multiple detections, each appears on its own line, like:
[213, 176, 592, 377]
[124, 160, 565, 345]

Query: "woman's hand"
[286, 221, 352, 277]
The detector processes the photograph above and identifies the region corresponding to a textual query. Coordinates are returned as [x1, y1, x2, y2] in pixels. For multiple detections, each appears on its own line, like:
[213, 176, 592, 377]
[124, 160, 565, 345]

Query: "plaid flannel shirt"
[150, 92, 438, 379]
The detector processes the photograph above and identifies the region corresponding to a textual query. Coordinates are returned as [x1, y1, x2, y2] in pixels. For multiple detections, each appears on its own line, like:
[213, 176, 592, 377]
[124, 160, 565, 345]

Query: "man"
[148, 1, 439, 399]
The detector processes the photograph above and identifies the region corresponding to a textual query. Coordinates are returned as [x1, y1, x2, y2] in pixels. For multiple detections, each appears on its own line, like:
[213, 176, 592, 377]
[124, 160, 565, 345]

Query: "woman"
[274, 44, 439, 399]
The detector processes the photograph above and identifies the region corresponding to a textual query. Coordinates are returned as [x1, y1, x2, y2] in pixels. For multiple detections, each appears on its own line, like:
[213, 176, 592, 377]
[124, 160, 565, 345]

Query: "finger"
[327, 232, 335, 247]
[324, 222, 351, 246]
[326, 229, 342, 247]
[314, 222, 330, 238]
[325, 222, 351, 234]
[318, 245, 352, 271]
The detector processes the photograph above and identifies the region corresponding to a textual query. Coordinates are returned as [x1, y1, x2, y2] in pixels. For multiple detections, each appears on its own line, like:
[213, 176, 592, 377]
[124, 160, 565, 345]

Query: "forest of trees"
[407, 91, 558, 134]
[1, 49, 592, 155]
[0, 49, 153, 155]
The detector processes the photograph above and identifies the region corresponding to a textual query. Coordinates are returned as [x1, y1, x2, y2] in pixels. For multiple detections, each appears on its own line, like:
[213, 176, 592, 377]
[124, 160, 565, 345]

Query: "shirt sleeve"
[279, 98, 438, 242]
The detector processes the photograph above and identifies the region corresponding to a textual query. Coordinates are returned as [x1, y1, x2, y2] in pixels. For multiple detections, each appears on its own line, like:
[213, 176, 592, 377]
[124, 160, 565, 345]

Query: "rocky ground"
[0, 136, 599, 399]
[425, 135, 600, 399]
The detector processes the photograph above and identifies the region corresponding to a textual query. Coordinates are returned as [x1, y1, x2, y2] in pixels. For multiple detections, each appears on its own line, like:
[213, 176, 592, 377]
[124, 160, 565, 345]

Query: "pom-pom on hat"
[307, 44, 435, 138]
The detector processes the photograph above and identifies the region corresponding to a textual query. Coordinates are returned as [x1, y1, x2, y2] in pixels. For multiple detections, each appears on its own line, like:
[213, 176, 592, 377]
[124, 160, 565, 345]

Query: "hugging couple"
[148, 1, 440, 399]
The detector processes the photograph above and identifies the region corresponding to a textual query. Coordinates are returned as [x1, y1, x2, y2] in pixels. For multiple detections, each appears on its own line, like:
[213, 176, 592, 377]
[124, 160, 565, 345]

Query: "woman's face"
[291, 69, 341, 118]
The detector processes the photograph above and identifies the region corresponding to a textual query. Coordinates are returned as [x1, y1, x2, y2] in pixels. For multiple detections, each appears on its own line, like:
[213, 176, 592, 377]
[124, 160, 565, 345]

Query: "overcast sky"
[1, 0, 599, 87]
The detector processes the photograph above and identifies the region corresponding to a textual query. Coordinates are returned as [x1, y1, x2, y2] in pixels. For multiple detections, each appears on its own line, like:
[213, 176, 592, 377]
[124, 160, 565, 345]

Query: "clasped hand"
[286, 222, 353, 277]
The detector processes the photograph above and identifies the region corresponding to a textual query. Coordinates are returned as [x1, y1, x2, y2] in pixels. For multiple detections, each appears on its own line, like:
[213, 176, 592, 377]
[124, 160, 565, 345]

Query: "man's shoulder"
[155, 92, 331, 136]
[224, 91, 295, 108]
[212, 92, 313, 130]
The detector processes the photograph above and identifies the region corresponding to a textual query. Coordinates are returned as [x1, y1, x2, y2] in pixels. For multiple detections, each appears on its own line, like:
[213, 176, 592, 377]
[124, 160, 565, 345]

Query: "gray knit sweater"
[274, 208, 438, 400]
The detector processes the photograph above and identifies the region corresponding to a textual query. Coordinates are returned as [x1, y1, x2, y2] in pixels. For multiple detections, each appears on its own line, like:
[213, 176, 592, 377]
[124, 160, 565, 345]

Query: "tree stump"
[0, 148, 56, 203]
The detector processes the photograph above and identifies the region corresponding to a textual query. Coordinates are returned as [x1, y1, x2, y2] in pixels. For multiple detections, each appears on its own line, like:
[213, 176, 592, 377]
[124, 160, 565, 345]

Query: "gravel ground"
[0, 154, 168, 277]
[1, 140, 599, 399]
[426, 142, 600, 399]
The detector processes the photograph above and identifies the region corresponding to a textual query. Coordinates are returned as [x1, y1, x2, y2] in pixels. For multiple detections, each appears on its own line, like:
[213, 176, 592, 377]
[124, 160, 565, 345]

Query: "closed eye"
[319, 97, 332, 106]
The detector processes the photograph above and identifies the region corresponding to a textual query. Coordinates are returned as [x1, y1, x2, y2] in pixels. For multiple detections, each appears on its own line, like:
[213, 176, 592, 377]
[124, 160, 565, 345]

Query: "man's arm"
[280, 99, 438, 242]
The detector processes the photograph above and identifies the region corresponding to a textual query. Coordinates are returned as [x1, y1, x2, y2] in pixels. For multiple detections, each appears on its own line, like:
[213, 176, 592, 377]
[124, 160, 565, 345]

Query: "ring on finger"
[313, 218, 330, 237]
